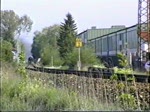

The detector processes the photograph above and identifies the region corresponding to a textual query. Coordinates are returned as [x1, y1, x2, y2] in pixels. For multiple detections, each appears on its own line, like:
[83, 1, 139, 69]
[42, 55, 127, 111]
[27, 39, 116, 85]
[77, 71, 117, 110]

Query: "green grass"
[1, 62, 123, 111]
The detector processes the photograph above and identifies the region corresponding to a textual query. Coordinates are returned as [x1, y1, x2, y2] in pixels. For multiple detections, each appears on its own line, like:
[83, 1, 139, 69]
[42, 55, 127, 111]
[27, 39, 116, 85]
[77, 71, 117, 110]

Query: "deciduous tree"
[31, 24, 62, 66]
[1, 10, 33, 47]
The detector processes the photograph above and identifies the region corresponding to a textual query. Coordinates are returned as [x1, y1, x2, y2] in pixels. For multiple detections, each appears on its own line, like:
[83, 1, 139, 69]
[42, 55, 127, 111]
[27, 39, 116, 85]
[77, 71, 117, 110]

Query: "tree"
[57, 13, 77, 60]
[31, 24, 62, 66]
[31, 32, 46, 59]
[1, 10, 33, 47]
[44, 24, 60, 48]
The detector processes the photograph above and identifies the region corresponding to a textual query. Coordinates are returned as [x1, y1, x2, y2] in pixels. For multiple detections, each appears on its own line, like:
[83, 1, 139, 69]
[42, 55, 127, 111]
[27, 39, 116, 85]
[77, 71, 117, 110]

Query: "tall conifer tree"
[57, 13, 77, 60]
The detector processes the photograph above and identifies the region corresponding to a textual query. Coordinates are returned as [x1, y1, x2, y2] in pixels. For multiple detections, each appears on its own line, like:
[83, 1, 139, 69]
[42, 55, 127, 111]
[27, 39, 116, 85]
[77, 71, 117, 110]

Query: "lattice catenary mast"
[137, 0, 150, 67]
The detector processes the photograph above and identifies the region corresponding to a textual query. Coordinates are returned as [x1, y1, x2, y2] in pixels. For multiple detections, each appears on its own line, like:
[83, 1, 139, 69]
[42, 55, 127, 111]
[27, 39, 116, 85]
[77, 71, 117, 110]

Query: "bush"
[118, 93, 137, 110]
[65, 47, 100, 69]
[0, 40, 13, 62]
[40, 45, 63, 66]
[117, 53, 129, 68]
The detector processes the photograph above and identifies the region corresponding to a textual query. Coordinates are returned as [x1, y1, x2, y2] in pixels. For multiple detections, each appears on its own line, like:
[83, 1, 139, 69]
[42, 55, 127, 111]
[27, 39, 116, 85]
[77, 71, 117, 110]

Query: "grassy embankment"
[1, 62, 124, 111]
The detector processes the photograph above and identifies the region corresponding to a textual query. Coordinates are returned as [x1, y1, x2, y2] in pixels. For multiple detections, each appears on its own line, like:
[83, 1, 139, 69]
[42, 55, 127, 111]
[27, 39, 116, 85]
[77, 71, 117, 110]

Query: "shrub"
[65, 47, 100, 69]
[0, 40, 13, 62]
[118, 93, 137, 110]
[117, 53, 129, 68]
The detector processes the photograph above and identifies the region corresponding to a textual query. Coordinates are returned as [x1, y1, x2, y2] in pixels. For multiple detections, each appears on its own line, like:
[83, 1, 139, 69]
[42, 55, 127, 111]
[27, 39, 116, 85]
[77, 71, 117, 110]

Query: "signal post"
[75, 38, 83, 71]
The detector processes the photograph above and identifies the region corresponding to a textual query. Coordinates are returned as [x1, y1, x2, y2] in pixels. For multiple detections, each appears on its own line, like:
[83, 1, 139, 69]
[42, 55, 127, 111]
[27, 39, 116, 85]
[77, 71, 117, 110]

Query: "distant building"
[78, 25, 125, 44]
[78, 24, 149, 68]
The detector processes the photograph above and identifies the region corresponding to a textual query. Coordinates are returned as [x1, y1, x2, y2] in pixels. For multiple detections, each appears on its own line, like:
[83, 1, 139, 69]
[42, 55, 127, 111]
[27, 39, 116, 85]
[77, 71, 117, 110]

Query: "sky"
[2, 0, 138, 54]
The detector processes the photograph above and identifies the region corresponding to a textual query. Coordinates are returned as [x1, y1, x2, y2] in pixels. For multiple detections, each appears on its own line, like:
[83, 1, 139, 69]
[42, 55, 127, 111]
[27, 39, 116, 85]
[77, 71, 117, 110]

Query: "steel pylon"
[137, 0, 150, 69]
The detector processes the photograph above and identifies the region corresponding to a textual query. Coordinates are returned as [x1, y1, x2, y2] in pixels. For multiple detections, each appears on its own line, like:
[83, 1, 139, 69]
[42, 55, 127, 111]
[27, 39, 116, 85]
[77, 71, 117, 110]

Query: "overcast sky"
[2, 0, 138, 43]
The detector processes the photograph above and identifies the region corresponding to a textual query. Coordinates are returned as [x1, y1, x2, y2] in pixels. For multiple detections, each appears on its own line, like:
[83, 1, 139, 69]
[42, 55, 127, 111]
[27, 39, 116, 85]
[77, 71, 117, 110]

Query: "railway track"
[26, 66, 150, 83]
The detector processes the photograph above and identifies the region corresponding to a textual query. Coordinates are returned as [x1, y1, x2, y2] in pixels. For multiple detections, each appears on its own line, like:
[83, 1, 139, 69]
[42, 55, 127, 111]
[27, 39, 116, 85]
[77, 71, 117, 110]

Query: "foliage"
[65, 47, 100, 69]
[110, 74, 118, 81]
[31, 32, 44, 59]
[60, 66, 69, 70]
[0, 40, 13, 62]
[81, 47, 100, 65]
[31, 24, 61, 66]
[57, 13, 77, 61]
[127, 77, 135, 82]
[2, 62, 150, 111]
[40, 45, 63, 66]
[116, 82, 125, 90]
[92, 64, 106, 68]
[118, 93, 137, 110]
[113, 67, 133, 74]
[117, 53, 129, 68]
[1, 64, 122, 111]
[17, 51, 27, 79]
[1, 10, 33, 47]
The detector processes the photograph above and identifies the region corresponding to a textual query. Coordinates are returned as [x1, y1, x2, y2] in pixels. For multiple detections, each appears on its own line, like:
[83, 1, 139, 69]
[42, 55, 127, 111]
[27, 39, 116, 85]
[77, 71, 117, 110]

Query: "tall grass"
[1, 63, 123, 111]
[27, 68, 150, 111]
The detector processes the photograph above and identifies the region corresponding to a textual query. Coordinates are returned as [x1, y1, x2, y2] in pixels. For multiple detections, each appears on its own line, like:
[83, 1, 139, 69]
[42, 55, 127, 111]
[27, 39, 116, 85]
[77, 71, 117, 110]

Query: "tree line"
[1, 10, 100, 69]
[31, 13, 100, 69]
